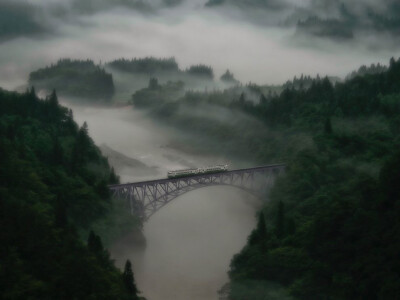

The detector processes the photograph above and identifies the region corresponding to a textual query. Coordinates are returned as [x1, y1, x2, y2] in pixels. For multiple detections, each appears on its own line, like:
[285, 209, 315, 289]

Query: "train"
[167, 164, 229, 179]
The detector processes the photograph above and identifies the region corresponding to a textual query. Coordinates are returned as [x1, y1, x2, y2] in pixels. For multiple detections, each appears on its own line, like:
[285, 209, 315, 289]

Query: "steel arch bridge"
[109, 164, 285, 222]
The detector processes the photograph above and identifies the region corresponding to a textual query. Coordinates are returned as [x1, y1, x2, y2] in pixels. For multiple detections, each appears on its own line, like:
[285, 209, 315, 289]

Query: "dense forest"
[283, 74, 341, 91]
[108, 57, 180, 75]
[185, 65, 214, 80]
[2, 0, 400, 299]
[132, 58, 400, 299]
[132, 78, 185, 108]
[226, 58, 400, 299]
[29, 59, 115, 102]
[345, 63, 388, 81]
[220, 70, 240, 84]
[0, 88, 143, 299]
[108, 57, 215, 81]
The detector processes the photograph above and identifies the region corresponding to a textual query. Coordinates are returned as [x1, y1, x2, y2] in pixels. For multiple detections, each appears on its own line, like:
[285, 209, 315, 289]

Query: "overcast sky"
[0, 0, 399, 90]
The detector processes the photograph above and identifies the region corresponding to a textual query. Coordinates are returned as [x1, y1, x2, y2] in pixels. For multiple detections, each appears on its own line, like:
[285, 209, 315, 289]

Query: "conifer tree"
[260, 94, 268, 105]
[148, 78, 159, 90]
[324, 117, 333, 134]
[48, 89, 58, 107]
[55, 199, 67, 228]
[88, 230, 104, 254]
[239, 93, 245, 104]
[256, 211, 267, 240]
[390, 57, 396, 69]
[123, 260, 139, 299]
[275, 201, 285, 239]
[52, 137, 64, 165]
[109, 167, 119, 184]
[29, 86, 36, 97]
[249, 211, 267, 246]
[72, 122, 91, 168]
[81, 121, 89, 136]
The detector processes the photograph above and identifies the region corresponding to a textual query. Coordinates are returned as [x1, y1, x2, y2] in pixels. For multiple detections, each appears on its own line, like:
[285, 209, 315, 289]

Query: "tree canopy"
[0, 88, 141, 299]
[29, 59, 115, 101]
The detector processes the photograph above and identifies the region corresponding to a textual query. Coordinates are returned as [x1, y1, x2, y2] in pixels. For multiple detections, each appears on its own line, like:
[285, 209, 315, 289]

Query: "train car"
[167, 164, 228, 179]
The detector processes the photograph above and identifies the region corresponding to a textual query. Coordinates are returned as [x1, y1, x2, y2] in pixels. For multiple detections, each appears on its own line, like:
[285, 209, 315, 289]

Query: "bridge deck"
[109, 164, 285, 189]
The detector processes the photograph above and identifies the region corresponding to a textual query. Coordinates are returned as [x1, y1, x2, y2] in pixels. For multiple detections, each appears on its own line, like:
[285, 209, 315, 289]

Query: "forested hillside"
[132, 79, 185, 108]
[108, 57, 180, 75]
[0, 88, 142, 299]
[185, 64, 214, 80]
[228, 58, 400, 299]
[29, 59, 115, 102]
[132, 58, 400, 299]
[345, 63, 388, 81]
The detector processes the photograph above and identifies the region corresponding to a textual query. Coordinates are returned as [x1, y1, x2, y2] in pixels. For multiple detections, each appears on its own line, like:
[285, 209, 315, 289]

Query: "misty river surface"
[68, 103, 260, 300]
[113, 188, 259, 300]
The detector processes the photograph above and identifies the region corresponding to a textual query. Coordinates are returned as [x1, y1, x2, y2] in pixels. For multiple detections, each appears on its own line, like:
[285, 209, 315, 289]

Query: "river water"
[68, 103, 260, 300]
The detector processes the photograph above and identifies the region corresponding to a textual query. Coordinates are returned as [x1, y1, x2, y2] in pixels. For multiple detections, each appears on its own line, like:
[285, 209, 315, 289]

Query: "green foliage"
[109, 167, 120, 184]
[0, 88, 141, 299]
[229, 147, 400, 298]
[29, 59, 115, 101]
[254, 58, 400, 125]
[185, 64, 214, 80]
[227, 58, 400, 299]
[108, 57, 179, 75]
[248, 212, 267, 246]
[132, 57, 400, 298]
[220, 69, 239, 84]
[324, 117, 332, 134]
[346, 63, 388, 81]
[283, 74, 316, 90]
[379, 93, 400, 117]
[275, 201, 285, 239]
[123, 260, 140, 299]
[83, 196, 144, 247]
[228, 280, 294, 300]
[88, 230, 104, 254]
[132, 79, 184, 108]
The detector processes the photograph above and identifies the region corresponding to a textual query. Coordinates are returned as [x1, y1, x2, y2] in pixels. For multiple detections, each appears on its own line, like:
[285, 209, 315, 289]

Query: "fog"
[1, 0, 398, 91]
[65, 102, 229, 180]
[65, 100, 260, 299]
[1, 0, 400, 299]
[112, 187, 260, 300]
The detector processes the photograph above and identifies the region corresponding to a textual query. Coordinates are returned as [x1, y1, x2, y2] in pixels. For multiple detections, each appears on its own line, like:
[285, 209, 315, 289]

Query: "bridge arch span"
[110, 164, 285, 222]
[142, 183, 261, 221]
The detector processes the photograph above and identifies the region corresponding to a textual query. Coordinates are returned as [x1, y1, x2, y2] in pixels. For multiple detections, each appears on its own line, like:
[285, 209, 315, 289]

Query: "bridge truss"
[109, 164, 285, 222]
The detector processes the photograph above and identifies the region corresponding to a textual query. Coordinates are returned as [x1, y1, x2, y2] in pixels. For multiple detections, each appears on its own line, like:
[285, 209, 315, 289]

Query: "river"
[67, 103, 260, 300]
